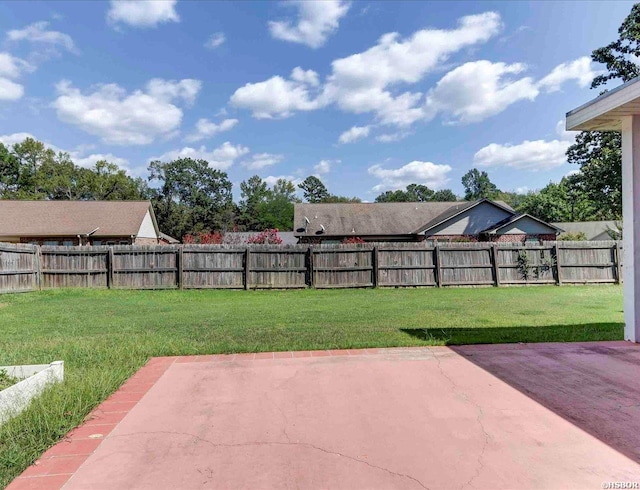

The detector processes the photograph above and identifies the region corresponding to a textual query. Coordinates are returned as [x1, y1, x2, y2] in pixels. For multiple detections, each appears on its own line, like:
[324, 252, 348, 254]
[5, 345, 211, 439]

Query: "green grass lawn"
[0, 286, 623, 487]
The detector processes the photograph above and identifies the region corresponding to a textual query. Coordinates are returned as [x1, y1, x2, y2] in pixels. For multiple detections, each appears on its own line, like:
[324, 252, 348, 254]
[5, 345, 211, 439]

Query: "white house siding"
[137, 210, 158, 239]
[498, 216, 556, 235]
[427, 202, 512, 236]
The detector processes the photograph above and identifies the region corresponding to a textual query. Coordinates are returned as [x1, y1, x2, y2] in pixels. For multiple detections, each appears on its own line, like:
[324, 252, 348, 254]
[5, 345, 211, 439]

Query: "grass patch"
[0, 370, 19, 392]
[0, 286, 623, 487]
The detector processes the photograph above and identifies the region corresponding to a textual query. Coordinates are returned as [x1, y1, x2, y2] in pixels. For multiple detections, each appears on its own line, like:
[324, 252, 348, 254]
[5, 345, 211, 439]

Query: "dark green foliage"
[590, 3, 640, 89]
[564, 4, 640, 220]
[567, 132, 622, 219]
[0, 138, 149, 201]
[516, 176, 595, 222]
[461, 169, 499, 200]
[148, 158, 235, 239]
[298, 175, 361, 204]
[375, 184, 457, 202]
[298, 176, 329, 203]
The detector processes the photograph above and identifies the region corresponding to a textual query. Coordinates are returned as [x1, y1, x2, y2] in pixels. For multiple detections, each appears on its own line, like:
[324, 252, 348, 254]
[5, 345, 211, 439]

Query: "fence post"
[107, 247, 114, 289]
[372, 246, 379, 288]
[616, 241, 623, 284]
[554, 242, 562, 286]
[177, 246, 184, 289]
[308, 246, 315, 288]
[244, 248, 250, 290]
[491, 244, 500, 287]
[434, 244, 441, 287]
[35, 245, 42, 291]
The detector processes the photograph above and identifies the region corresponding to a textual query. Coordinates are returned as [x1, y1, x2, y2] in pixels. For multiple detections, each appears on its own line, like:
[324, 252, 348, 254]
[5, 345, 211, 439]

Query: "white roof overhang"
[566, 77, 640, 131]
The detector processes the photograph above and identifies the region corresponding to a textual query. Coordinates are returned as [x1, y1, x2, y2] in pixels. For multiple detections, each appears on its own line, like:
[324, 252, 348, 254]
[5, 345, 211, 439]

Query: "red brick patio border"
[8, 342, 637, 489]
[6, 348, 407, 490]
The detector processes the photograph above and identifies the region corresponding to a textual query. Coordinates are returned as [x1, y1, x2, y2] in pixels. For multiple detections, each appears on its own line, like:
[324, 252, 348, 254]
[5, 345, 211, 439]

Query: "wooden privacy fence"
[0, 241, 624, 294]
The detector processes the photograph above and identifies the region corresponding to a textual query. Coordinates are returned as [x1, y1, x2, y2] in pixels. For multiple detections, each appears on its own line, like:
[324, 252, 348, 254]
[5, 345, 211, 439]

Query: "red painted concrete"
[9, 344, 640, 489]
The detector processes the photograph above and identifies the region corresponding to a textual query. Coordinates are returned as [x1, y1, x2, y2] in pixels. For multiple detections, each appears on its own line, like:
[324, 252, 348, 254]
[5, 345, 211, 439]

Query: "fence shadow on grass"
[400, 323, 624, 345]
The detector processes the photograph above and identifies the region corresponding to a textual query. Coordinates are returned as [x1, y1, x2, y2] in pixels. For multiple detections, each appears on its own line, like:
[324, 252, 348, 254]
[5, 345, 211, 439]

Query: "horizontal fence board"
[0, 240, 624, 291]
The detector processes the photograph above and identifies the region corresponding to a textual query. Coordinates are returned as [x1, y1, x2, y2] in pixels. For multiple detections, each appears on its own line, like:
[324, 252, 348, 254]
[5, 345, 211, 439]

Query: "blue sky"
[0, 0, 635, 200]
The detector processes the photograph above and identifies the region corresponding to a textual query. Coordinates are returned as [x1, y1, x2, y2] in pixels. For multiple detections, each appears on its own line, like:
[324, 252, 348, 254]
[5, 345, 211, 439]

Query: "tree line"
[0, 3, 635, 239]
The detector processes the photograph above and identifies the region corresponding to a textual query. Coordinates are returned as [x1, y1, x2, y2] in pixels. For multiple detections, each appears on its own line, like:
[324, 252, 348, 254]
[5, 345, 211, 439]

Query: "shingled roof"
[294, 200, 515, 238]
[0, 200, 155, 237]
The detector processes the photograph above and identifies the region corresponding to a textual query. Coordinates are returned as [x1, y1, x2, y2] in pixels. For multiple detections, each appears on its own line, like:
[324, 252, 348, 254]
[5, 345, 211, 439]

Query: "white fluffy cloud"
[538, 56, 595, 92]
[473, 120, 578, 171]
[425, 57, 599, 125]
[205, 32, 225, 49]
[107, 0, 179, 28]
[185, 118, 238, 142]
[424, 61, 539, 124]
[231, 10, 598, 136]
[269, 0, 350, 48]
[52, 78, 201, 145]
[314, 159, 338, 174]
[338, 125, 370, 144]
[6, 21, 78, 55]
[0, 76, 24, 101]
[232, 12, 502, 123]
[368, 160, 452, 191]
[153, 141, 249, 170]
[242, 153, 284, 170]
[263, 175, 302, 187]
[322, 12, 502, 125]
[230, 67, 322, 118]
[376, 130, 412, 143]
[473, 139, 572, 171]
[0, 52, 32, 101]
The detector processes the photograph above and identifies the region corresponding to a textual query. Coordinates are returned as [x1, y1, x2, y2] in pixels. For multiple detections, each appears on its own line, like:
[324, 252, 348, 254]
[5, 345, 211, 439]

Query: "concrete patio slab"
[9, 343, 640, 490]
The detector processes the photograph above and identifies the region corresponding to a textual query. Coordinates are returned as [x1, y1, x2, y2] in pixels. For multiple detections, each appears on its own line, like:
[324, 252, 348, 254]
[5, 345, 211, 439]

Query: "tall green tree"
[81, 161, 149, 201]
[566, 3, 640, 219]
[298, 176, 329, 203]
[432, 189, 458, 202]
[461, 169, 499, 200]
[255, 179, 299, 230]
[516, 177, 594, 223]
[239, 175, 270, 230]
[148, 158, 234, 238]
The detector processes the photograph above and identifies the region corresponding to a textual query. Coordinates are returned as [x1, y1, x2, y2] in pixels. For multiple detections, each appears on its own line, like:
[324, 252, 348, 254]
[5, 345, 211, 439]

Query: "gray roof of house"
[483, 214, 563, 234]
[293, 200, 514, 237]
[552, 221, 619, 240]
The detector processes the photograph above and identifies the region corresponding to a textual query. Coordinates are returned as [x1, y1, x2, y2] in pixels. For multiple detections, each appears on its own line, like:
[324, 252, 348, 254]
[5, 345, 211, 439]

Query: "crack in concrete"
[431, 354, 490, 490]
[112, 430, 430, 489]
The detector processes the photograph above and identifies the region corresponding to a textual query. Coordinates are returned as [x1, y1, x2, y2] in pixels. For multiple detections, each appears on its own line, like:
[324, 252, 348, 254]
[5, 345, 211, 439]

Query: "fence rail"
[0, 241, 623, 293]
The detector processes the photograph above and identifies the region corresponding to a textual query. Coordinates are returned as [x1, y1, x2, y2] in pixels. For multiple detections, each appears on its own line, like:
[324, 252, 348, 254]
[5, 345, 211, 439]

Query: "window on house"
[92, 240, 103, 246]
[43, 240, 59, 246]
[62, 240, 74, 247]
[119, 240, 129, 245]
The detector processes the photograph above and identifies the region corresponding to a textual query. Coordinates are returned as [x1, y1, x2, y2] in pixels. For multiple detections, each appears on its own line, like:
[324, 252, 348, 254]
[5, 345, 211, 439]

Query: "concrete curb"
[0, 361, 64, 424]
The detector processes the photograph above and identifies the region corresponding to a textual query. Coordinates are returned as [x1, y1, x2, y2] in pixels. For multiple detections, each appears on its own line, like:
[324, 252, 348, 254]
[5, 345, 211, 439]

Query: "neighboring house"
[294, 199, 561, 244]
[553, 221, 621, 241]
[223, 231, 298, 245]
[159, 232, 180, 245]
[0, 200, 162, 246]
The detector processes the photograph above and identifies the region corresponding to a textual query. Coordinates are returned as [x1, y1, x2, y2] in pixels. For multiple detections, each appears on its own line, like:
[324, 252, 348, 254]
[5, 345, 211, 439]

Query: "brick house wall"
[17, 236, 160, 246]
[134, 237, 160, 245]
[491, 234, 557, 243]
